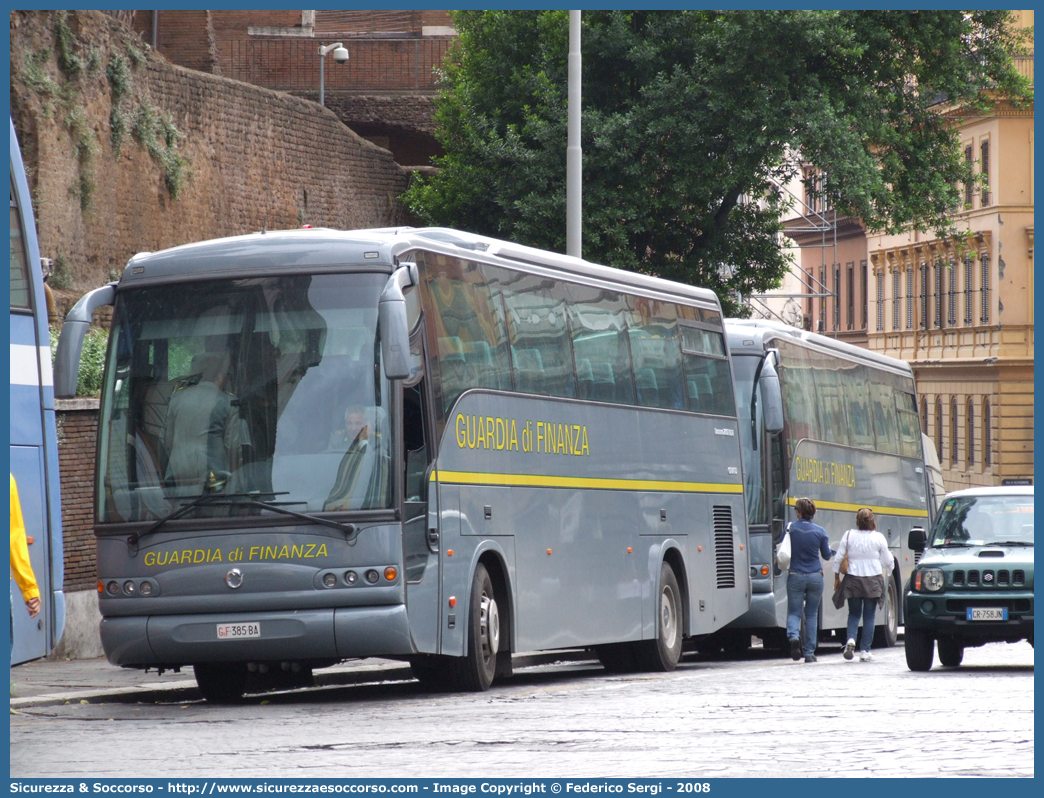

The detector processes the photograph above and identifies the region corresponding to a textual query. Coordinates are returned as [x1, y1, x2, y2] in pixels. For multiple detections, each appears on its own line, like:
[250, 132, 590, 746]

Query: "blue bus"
[55, 226, 749, 700]
[9, 118, 66, 663]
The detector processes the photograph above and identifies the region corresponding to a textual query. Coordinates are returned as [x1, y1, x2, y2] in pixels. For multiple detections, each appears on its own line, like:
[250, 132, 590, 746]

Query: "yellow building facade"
[784, 14, 1033, 491]
[866, 22, 1034, 490]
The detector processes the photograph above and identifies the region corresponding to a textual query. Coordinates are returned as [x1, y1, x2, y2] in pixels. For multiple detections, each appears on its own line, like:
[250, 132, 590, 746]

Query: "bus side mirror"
[908, 527, 927, 553]
[759, 353, 784, 434]
[54, 283, 116, 398]
[379, 263, 418, 381]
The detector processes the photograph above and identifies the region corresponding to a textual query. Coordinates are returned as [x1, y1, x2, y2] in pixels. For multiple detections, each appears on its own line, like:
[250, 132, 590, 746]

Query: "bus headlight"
[916, 568, 944, 592]
[322, 573, 337, 588]
[139, 581, 154, 596]
[344, 570, 358, 585]
[106, 581, 120, 596]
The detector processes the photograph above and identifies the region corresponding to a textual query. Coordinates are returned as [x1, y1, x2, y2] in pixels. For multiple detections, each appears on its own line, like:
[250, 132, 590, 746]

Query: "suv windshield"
[97, 273, 394, 523]
[930, 494, 1034, 548]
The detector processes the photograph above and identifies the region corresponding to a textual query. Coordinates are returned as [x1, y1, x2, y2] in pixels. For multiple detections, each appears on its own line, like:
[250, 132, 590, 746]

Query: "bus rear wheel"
[873, 576, 899, 648]
[637, 562, 683, 671]
[193, 663, 247, 703]
[449, 563, 500, 692]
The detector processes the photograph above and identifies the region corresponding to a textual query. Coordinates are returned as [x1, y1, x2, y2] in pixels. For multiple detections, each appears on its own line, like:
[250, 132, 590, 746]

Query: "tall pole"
[566, 10, 581, 259]
[319, 42, 326, 107]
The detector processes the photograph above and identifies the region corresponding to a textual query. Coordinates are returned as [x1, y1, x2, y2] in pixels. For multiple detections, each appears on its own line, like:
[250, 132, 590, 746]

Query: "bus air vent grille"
[713, 506, 735, 589]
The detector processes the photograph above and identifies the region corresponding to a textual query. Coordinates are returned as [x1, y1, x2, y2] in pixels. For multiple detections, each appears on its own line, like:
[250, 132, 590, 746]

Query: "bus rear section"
[724, 320, 931, 652]
[10, 117, 65, 664]
[56, 227, 751, 700]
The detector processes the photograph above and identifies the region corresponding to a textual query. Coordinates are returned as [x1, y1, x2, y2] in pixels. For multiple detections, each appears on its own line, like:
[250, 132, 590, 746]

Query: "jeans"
[786, 571, 824, 658]
[846, 596, 878, 652]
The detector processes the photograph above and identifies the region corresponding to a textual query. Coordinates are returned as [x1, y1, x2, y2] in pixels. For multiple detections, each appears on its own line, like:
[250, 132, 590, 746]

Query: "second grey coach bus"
[719, 319, 933, 653]
[56, 226, 749, 700]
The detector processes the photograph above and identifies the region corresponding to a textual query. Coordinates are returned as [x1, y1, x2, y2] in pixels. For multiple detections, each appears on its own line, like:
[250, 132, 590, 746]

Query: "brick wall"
[11, 10, 414, 297]
[55, 401, 99, 592]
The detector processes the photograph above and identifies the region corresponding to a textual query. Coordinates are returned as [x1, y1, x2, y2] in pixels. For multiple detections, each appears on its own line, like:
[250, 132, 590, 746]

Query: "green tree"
[403, 10, 1031, 313]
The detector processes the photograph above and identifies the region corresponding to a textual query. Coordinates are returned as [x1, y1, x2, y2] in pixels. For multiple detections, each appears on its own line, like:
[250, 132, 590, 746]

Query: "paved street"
[9, 639, 1033, 778]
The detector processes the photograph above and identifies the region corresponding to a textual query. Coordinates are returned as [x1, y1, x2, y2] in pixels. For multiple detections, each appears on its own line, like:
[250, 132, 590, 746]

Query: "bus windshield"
[930, 494, 1034, 548]
[97, 273, 394, 524]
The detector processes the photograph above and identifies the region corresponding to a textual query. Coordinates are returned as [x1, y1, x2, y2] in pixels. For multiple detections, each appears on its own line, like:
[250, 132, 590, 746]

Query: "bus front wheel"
[638, 562, 683, 671]
[193, 662, 247, 703]
[450, 563, 500, 692]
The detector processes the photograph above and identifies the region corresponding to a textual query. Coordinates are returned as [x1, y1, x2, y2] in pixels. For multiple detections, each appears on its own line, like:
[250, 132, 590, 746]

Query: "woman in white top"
[832, 508, 894, 662]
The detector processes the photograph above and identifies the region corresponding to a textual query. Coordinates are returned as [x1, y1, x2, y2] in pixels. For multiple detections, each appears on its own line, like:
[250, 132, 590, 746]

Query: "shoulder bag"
[776, 523, 792, 570]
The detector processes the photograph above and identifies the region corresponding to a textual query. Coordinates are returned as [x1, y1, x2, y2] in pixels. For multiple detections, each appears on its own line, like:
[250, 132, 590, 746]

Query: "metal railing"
[224, 37, 454, 93]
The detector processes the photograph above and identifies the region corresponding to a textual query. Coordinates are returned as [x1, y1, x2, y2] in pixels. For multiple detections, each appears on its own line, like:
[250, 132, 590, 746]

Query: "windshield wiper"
[930, 542, 975, 548]
[981, 540, 1034, 547]
[127, 492, 358, 549]
[207, 496, 358, 540]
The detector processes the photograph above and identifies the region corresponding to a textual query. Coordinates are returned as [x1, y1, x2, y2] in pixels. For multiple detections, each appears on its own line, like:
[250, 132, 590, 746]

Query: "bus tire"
[193, 663, 247, 703]
[937, 637, 964, 667]
[638, 562, 683, 672]
[450, 563, 500, 692]
[904, 628, 934, 671]
[873, 575, 899, 648]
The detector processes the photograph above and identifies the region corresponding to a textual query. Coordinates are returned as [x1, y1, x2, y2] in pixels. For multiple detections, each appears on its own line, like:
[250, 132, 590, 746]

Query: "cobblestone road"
[9, 640, 1033, 778]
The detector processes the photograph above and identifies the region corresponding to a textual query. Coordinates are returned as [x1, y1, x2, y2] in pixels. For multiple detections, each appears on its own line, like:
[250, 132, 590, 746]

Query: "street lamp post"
[317, 42, 349, 107]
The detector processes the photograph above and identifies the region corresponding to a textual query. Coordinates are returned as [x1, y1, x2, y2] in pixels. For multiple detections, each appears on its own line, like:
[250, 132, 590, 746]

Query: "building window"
[964, 257, 975, 325]
[934, 260, 944, 328]
[805, 270, 814, 322]
[877, 271, 885, 332]
[964, 144, 974, 208]
[980, 255, 990, 324]
[948, 260, 957, 326]
[950, 397, 958, 466]
[983, 399, 992, 468]
[980, 139, 990, 206]
[819, 264, 826, 330]
[861, 260, 868, 330]
[833, 263, 841, 331]
[935, 396, 943, 460]
[920, 262, 929, 330]
[847, 263, 855, 331]
[906, 266, 914, 330]
[966, 398, 975, 468]
[891, 269, 900, 330]
[921, 396, 929, 435]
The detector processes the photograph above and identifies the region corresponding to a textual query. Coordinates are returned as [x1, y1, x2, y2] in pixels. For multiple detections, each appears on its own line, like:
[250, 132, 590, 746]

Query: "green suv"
[905, 486, 1034, 671]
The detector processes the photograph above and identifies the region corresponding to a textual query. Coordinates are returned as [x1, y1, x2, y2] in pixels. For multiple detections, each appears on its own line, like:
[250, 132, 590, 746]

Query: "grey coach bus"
[55, 227, 749, 700]
[719, 319, 932, 653]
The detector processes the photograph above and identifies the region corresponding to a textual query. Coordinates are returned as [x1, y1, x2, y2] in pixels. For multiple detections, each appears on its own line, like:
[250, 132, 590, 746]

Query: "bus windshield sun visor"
[125, 492, 358, 550]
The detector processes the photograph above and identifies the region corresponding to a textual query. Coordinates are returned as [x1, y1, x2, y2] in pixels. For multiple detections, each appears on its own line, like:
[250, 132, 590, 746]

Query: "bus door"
[10, 446, 52, 664]
[402, 331, 441, 654]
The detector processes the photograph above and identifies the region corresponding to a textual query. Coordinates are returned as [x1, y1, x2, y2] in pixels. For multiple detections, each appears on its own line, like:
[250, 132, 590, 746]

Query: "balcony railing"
[223, 37, 454, 94]
[1013, 53, 1033, 86]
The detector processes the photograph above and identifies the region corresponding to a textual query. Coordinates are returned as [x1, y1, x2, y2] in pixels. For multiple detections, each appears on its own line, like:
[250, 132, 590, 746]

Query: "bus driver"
[163, 351, 244, 495]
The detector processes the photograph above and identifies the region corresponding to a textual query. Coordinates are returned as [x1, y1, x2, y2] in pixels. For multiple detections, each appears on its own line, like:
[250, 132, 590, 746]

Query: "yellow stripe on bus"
[430, 469, 742, 494]
[786, 496, 929, 518]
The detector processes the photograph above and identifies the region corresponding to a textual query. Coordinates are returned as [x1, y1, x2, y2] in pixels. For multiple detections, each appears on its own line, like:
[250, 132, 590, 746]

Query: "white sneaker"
[843, 639, 856, 660]
[859, 651, 875, 662]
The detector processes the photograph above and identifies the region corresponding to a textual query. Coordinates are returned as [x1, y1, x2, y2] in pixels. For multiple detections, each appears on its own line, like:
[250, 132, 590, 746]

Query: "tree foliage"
[403, 10, 1031, 312]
